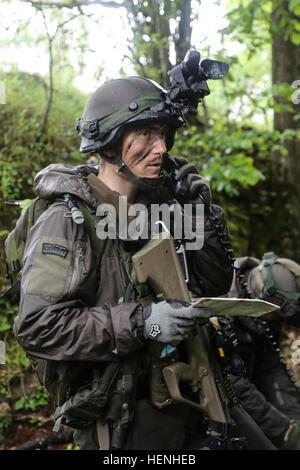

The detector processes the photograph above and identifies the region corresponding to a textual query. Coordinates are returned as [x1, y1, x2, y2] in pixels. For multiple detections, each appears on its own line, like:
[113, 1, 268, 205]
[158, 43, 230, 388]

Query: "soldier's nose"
[153, 136, 167, 155]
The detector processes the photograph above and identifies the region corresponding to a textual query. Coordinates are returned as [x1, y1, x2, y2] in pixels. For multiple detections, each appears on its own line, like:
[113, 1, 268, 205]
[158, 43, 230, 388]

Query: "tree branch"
[23, 0, 125, 10]
[38, 5, 81, 130]
[40, 4, 54, 130]
[14, 429, 74, 450]
[53, 13, 82, 37]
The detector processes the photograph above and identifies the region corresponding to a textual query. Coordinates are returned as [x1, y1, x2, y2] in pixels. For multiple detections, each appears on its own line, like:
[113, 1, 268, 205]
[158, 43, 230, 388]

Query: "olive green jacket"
[17, 163, 233, 363]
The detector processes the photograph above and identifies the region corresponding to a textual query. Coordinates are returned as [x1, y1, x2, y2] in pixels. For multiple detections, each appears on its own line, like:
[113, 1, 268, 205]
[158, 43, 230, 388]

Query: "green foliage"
[0, 316, 11, 333]
[172, 119, 293, 257]
[0, 337, 32, 400]
[0, 300, 19, 331]
[219, 0, 271, 47]
[0, 230, 9, 239]
[0, 415, 13, 444]
[20, 199, 33, 214]
[0, 8, 92, 434]
[14, 386, 50, 412]
[220, 0, 300, 45]
[124, 0, 198, 85]
[0, 300, 31, 400]
[0, 296, 49, 443]
[0, 69, 86, 202]
[173, 123, 266, 196]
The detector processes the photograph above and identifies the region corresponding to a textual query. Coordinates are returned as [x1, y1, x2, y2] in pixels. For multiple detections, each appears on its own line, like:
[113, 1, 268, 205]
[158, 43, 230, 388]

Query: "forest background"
[0, 0, 300, 450]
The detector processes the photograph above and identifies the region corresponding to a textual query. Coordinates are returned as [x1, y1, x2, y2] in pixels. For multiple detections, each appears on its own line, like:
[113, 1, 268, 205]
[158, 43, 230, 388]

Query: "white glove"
[143, 299, 211, 345]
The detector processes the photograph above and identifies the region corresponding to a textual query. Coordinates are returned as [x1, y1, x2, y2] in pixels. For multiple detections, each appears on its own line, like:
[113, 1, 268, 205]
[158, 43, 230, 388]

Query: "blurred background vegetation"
[0, 0, 299, 448]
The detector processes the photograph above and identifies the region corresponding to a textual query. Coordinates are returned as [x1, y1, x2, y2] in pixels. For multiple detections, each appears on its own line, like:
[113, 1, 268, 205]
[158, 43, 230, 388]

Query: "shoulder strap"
[261, 252, 278, 292]
[75, 198, 106, 268]
[117, 240, 153, 302]
[1, 197, 52, 301]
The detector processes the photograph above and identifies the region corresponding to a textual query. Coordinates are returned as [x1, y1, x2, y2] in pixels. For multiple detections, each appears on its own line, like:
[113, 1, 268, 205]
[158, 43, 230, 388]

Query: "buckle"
[266, 286, 277, 296]
[88, 121, 99, 138]
[75, 117, 81, 133]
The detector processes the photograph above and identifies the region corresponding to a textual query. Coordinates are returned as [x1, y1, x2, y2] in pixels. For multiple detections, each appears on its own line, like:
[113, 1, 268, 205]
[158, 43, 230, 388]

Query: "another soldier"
[228, 252, 300, 449]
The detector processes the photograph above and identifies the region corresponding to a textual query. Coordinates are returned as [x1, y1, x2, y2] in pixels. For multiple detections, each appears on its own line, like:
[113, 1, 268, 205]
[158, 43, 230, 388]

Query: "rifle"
[132, 231, 278, 449]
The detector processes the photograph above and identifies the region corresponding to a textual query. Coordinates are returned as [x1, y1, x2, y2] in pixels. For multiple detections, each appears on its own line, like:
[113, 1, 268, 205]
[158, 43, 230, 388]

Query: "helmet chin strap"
[99, 149, 175, 203]
[99, 145, 123, 165]
[117, 159, 175, 203]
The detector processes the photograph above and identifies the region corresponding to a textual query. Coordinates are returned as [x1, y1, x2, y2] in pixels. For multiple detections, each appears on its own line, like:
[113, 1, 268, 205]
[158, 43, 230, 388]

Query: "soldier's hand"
[142, 299, 212, 345]
[173, 156, 211, 207]
[279, 419, 300, 450]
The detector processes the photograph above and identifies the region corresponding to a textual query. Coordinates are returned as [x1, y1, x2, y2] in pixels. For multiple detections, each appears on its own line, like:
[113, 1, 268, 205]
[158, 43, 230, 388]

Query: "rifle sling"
[96, 420, 110, 451]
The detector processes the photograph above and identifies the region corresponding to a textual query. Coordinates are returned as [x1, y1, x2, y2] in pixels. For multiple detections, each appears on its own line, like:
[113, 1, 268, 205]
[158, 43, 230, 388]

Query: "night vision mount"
[167, 50, 229, 115]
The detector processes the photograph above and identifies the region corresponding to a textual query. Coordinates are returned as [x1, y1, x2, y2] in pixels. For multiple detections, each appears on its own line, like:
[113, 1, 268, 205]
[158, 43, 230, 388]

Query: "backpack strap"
[1, 197, 53, 302]
[0, 279, 21, 302]
[75, 198, 106, 268]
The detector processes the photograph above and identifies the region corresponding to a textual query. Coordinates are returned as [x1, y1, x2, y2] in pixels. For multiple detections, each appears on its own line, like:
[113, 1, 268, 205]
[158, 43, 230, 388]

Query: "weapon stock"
[162, 326, 227, 424]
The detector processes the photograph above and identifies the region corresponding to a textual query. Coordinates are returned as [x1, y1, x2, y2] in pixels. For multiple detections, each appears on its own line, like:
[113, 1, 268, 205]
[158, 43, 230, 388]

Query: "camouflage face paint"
[121, 125, 168, 178]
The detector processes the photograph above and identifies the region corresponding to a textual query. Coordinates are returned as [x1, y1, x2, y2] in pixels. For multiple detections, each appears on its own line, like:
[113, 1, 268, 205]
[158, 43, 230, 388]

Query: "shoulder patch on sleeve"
[42, 243, 69, 258]
[25, 237, 72, 298]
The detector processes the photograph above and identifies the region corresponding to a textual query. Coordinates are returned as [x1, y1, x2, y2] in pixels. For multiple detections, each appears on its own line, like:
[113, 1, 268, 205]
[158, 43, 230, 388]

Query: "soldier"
[228, 252, 300, 449]
[15, 71, 238, 450]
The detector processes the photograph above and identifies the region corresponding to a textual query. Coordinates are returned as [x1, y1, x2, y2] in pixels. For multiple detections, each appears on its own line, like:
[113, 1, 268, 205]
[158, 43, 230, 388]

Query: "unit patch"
[42, 243, 69, 258]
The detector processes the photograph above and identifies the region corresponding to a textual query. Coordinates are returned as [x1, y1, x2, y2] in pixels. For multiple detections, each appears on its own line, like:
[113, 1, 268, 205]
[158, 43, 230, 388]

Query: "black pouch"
[36, 359, 90, 407]
[53, 362, 120, 431]
[124, 399, 188, 450]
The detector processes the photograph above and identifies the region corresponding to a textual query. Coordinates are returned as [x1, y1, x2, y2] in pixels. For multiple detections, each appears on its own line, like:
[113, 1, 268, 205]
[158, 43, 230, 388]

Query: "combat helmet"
[248, 252, 300, 325]
[76, 76, 184, 159]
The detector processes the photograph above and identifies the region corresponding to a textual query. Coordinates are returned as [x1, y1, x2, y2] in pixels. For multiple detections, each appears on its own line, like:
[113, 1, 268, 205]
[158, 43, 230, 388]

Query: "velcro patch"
[42, 243, 69, 258]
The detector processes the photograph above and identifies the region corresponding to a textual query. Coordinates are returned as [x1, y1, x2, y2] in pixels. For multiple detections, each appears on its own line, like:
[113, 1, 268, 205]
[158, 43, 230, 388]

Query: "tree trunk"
[124, 0, 196, 87]
[149, 0, 171, 87]
[175, 0, 192, 63]
[272, 1, 300, 185]
[271, 0, 300, 259]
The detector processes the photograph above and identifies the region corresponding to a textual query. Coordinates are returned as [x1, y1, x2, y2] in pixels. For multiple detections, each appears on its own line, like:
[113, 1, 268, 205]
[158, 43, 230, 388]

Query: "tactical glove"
[279, 420, 300, 450]
[142, 299, 212, 345]
[173, 156, 211, 207]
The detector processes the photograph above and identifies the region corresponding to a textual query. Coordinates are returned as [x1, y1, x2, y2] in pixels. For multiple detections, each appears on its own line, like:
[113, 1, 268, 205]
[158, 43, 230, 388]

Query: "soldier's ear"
[101, 147, 116, 159]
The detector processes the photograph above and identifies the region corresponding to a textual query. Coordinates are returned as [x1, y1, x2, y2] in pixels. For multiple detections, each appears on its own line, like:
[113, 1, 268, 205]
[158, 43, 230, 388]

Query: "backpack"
[1, 194, 106, 302]
[261, 252, 300, 302]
